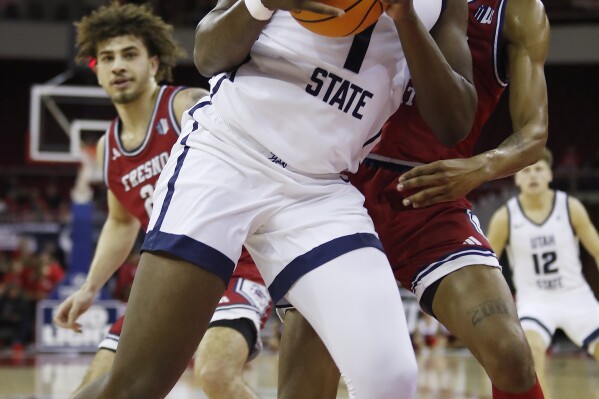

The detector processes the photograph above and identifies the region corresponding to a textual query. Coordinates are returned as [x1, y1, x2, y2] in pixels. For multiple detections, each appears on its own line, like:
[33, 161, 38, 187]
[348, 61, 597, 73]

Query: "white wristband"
[244, 0, 274, 20]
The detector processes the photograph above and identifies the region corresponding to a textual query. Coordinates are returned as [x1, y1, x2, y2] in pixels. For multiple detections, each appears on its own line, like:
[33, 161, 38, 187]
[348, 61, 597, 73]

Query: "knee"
[196, 362, 233, 397]
[346, 356, 418, 399]
[483, 325, 537, 388]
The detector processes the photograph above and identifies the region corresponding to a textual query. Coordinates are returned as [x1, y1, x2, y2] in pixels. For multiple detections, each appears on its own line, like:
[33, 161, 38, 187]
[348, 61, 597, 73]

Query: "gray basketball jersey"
[506, 190, 592, 300]
[189, 1, 442, 175]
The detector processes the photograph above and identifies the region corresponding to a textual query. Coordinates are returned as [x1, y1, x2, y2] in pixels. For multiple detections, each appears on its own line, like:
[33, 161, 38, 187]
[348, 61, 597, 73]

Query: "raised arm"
[396, 0, 549, 208]
[390, 0, 476, 145]
[487, 205, 510, 258]
[476, 0, 549, 180]
[53, 136, 141, 332]
[569, 197, 599, 269]
[194, 0, 343, 77]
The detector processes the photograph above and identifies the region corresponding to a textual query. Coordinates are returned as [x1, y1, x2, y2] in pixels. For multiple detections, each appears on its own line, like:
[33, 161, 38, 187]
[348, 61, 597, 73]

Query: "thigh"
[247, 176, 380, 302]
[432, 266, 521, 360]
[285, 247, 417, 398]
[371, 193, 499, 295]
[278, 310, 340, 399]
[144, 125, 276, 283]
[517, 300, 556, 349]
[559, 291, 599, 351]
[195, 326, 250, 373]
[103, 253, 226, 398]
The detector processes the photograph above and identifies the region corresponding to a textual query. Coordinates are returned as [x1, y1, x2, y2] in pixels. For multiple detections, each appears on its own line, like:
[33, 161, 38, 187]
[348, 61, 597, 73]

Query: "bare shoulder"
[176, 87, 209, 108]
[503, 0, 549, 47]
[567, 195, 587, 218]
[490, 204, 509, 225]
[95, 135, 106, 170]
[173, 87, 209, 121]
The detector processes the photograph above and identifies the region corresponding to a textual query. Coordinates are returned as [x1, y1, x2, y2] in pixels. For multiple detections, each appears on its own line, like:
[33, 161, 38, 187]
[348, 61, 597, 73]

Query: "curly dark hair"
[75, 1, 186, 82]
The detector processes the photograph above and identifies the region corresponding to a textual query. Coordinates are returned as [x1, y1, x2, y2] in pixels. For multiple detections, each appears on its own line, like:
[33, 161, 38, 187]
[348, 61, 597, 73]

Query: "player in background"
[487, 148, 599, 397]
[278, 1, 550, 398]
[52, 4, 271, 399]
[72, 0, 478, 397]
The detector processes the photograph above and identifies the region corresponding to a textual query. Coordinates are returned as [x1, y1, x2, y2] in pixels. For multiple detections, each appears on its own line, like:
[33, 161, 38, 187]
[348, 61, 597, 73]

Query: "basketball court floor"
[1, 347, 597, 398]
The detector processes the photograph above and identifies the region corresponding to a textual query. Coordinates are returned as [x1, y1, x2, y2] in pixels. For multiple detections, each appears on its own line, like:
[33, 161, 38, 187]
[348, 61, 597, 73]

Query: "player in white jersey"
[488, 148, 599, 395]
[73, 0, 477, 398]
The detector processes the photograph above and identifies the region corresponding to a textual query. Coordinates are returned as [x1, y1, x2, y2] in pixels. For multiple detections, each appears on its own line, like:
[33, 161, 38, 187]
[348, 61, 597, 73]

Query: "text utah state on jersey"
[306, 67, 374, 120]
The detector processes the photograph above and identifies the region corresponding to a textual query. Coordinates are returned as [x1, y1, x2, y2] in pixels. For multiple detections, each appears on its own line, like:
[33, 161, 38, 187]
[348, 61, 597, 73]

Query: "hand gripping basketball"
[290, 0, 389, 37]
[262, 0, 345, 16]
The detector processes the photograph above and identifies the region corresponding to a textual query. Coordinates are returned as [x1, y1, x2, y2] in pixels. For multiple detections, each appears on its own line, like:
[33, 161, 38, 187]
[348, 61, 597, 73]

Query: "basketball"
[291, 0, 389, 37]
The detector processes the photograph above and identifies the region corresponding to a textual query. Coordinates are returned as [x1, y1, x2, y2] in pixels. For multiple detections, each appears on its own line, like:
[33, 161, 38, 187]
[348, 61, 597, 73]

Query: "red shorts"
[350, 161, 500, 300]
[99, 249, 271, 356]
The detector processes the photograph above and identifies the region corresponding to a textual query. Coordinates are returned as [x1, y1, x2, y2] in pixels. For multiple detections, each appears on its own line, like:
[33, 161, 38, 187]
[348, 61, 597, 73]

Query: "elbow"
[194, 48, 217, 78]
[435, 129, 468, 148]
[430, 113, 474, 147]
[522, 126, 549, 166]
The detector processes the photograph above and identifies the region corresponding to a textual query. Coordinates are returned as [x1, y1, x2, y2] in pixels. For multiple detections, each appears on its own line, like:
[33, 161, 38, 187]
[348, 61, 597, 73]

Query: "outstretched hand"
[53, 286, 96, 333]
[397, 157, 486, 208]
[262, 0, 344, 15]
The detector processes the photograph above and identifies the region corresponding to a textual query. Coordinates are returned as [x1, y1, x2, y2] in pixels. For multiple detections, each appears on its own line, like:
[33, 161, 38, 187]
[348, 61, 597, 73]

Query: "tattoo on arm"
[467, 298, 512, 327]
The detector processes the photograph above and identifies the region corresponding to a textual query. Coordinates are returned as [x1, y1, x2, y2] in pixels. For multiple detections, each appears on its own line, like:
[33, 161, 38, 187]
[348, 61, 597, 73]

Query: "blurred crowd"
[0, 238, 64, 353]
[0, 178, 70, 224]
[0, 0, 217, 26]
[1, 0, 598, 25]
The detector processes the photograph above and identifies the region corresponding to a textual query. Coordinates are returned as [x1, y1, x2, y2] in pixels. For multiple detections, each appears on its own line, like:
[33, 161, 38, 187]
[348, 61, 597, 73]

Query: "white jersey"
[189, 1, 442, 174]
[506, 190, 593, 300]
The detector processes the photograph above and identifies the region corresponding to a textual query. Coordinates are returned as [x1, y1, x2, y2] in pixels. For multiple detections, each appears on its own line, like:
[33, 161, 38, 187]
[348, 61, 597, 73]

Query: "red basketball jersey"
[103, 85, 264, 284]
[370, 0, 508, 164]
[103, 85, 184, 230]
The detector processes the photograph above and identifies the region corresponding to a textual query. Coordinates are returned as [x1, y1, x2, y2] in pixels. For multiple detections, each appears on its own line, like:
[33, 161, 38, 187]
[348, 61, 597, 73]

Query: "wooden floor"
[0, 348, 597, 398]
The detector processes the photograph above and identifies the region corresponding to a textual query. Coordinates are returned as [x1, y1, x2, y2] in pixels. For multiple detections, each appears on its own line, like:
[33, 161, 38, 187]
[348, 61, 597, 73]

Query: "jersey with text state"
[506, 191, 593, 300]
[104, 86, 264, 284]
[369, 0, 509, 165]
[104, 85, 183, 230]
[189, 0, 442, 175]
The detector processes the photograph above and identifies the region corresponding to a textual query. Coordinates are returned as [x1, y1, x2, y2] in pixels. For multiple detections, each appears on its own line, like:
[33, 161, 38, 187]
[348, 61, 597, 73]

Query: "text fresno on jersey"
[121, 152, 169, 191]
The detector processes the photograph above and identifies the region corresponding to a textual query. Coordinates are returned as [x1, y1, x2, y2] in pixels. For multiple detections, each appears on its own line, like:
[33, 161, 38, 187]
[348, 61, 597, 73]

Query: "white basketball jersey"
[189, 1, 442, 174]
[506, 191, 592, 300]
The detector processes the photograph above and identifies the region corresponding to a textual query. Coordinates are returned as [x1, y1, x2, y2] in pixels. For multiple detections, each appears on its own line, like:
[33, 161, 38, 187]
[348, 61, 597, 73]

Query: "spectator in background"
[31, 250, 65, 300]
[0, 282, 30, 353]
[0, 0, 20, 19]
[2, 259, 26, 287]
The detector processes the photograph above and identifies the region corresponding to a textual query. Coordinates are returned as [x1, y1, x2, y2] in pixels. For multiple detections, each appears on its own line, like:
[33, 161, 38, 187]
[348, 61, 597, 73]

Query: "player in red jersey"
[278, 1, 550, 398]
[52, 4, 271, 399]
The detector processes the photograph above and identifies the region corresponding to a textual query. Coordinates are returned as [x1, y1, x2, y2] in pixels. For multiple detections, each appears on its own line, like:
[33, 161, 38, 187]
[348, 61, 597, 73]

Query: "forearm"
[394, 8, 476, 145]
[83, 219, 139, 294]
[194, 0, 268, 77]
[476, 125, 546, 182]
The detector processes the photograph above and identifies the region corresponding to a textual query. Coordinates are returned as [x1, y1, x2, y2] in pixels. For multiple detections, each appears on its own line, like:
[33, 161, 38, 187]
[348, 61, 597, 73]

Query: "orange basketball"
[291, 0, 388, 37]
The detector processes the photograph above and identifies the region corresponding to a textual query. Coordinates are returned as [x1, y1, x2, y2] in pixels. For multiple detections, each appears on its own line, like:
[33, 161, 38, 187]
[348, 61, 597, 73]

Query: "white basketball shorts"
[142, 114, 383, 305]
[518, 287, 599, 354]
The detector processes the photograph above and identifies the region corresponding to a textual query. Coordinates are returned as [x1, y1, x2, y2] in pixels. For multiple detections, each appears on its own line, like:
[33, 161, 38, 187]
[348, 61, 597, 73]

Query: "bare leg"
[524, 330, 550, 398]
[74, 252, 226, 399]
[194, 326, 259, 399]
[432, 266, 537, 393]
[278, 310, 340, 399]
[70, 349, 115, 398]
